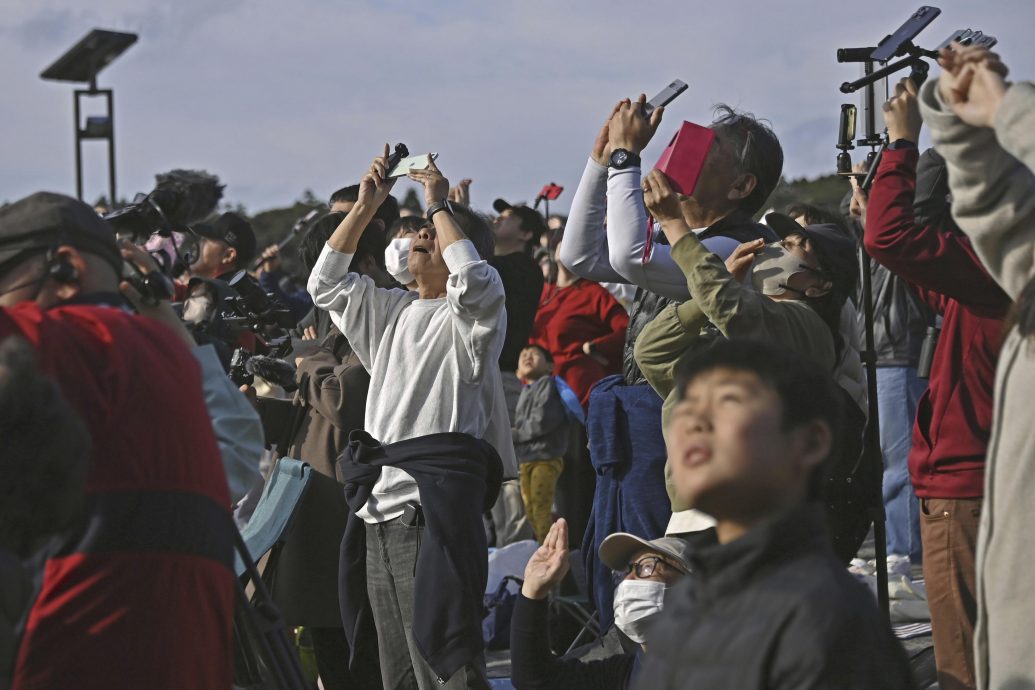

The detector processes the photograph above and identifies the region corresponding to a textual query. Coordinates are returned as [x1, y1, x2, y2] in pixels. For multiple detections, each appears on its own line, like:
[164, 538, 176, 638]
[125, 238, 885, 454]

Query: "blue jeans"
[877, 366, 927, 562]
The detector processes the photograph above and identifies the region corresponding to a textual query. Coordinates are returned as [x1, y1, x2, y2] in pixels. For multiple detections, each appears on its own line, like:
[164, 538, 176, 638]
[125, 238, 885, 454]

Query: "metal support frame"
[73, 86, 116, 206]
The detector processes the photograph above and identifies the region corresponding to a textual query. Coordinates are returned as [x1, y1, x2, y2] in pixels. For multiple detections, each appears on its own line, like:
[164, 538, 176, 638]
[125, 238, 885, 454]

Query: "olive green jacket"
[634, 231, 836, 512]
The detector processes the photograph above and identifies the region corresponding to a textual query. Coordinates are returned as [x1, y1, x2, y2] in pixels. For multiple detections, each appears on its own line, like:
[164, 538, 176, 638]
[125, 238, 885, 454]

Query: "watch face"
[612, 150, 628, 167]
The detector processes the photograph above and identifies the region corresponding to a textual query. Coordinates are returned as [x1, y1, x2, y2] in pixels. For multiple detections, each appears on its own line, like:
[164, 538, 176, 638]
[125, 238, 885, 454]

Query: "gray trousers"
[365, 519, 489, 690]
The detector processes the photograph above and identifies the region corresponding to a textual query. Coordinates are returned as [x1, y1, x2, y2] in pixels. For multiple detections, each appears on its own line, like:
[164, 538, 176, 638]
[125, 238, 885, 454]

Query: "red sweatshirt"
[865, 147, 1010, 499]
[2, 300, 234, 690]
[529, 279, 628, 408]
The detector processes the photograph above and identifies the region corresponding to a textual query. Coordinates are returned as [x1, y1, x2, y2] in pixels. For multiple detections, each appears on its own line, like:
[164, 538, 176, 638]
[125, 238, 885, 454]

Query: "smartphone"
[937, 28, 997, 50]
[870, 6, 941, 62]
[387, 153, 439, 179]
[837, 104, 857, 150]
[643, 79, 688, 117]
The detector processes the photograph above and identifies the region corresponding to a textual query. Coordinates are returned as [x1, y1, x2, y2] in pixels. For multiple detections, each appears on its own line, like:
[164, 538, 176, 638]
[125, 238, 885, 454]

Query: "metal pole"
[105, 89, 116, 207]
[73, 91, 83, 201]
[858, 245, 890, 624]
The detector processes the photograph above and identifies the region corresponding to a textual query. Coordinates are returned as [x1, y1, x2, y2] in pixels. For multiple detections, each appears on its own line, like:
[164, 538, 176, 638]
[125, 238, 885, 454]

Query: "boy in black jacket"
[636, 339, 914, 690]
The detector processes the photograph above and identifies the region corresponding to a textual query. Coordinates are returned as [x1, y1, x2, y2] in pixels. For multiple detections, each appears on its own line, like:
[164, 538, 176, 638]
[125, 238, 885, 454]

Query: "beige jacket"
[920, 78, 1035, 690]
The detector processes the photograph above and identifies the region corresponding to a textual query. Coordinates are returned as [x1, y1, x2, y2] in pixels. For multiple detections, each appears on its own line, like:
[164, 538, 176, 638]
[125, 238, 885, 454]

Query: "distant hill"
[768, 173, 852, 217]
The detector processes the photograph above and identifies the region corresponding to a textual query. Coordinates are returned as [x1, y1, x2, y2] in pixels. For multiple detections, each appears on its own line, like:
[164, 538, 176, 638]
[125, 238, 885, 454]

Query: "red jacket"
[529, 280, 628, 408]
[865, 147, 1010, 499]
[2, 300, 234, 690]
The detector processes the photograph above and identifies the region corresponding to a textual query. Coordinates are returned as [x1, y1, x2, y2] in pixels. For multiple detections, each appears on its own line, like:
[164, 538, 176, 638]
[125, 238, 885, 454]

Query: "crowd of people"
[1, 40, 1034, 690]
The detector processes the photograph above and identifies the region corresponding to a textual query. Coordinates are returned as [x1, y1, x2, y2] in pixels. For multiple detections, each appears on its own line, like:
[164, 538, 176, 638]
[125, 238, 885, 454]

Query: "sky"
[2, 0, 1034, 216]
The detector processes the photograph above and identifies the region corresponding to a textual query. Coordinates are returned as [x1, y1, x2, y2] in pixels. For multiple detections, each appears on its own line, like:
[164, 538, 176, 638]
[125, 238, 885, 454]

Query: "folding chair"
[232, 457, 314, 690]
[548, 551, 602, 655]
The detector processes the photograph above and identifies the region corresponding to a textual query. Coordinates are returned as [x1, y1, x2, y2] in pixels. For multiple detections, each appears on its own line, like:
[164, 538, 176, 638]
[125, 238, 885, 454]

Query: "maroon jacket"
[529, 279, 628, 408]
[864, 147, 1010, 499]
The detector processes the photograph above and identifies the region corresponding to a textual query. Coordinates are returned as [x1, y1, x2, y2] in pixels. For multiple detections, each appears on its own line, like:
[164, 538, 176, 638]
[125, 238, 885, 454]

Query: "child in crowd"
[512, 345, 571, 542]
[636, 339, 914, 689]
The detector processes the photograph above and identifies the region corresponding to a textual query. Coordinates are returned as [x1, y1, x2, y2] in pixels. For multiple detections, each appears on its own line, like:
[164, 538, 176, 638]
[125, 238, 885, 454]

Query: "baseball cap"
[599, 533, 693, 575]
[493, 198, 547, 246]
[765, 212, 859, 296]
[0, 191, 121, 275]
[191, 212, 257, 266]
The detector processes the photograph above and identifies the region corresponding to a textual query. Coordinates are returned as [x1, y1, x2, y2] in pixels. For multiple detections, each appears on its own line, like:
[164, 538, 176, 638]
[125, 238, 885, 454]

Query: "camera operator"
[919, 44, 1035, 690]
[0, 192, 254, 689]
[309, 148, 513, 689]
[863, 76, 1010, 690]
[189, 211, 257, 282]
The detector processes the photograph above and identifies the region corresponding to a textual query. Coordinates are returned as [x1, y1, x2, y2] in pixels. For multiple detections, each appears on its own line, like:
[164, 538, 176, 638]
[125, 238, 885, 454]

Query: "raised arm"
[511, 519, 635, 690]
[559, 100, 631, 284]
[409, 158, 507, 382]
[308, 147, 416, 369]
[919, 47, 1035, 299]
[864, 78, 1008, 315]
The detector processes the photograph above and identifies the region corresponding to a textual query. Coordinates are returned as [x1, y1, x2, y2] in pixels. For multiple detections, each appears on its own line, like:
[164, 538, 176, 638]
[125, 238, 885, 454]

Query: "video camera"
[105, 169, 224, 240]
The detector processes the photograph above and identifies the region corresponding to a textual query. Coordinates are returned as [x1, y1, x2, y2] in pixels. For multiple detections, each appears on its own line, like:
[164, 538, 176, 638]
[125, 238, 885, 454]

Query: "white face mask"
[385, 237, 415, 285]
[612, 579, 666, 644]
[749, 242, 809, 297]
[181, 293, 214, 324]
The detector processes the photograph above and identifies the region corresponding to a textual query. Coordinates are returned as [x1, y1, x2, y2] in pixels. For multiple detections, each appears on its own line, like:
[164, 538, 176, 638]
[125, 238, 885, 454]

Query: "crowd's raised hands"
[937, 42, 1011, 128]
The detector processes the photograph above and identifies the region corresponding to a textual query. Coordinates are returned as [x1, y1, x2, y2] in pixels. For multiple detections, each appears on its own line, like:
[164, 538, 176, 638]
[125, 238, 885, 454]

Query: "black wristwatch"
[608, 148, 641, 170]
[426, 199, 454, 221]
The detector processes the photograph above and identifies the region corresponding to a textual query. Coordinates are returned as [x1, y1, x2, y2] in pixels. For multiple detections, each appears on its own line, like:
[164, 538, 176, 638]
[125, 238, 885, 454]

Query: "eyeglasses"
[612, 556, 670, 586]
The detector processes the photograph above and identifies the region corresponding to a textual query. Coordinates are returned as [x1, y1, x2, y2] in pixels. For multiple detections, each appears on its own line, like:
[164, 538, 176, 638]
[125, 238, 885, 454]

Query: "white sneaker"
[886, 554, 912, 579]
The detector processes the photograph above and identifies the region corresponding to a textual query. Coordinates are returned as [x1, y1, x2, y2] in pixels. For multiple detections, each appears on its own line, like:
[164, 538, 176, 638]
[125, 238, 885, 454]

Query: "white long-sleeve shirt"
[559, 158, 741, 299]
[308, 239, 518, 522]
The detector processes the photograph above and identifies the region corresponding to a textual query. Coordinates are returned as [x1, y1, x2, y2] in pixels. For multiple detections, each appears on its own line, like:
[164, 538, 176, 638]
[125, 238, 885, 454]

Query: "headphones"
[45, 249, 78, 285]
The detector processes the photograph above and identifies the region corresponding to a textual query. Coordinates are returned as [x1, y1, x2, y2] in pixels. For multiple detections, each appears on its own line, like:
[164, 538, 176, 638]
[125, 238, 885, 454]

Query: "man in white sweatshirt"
[308, 147, 515, 690]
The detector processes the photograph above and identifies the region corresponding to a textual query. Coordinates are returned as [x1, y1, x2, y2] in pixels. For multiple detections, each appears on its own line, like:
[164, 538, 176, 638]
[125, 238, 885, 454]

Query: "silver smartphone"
[387, 153, 439, 178]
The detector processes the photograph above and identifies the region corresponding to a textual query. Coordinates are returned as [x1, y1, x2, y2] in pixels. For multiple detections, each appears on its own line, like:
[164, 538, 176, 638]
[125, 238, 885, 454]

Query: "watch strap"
[426, 200, 453, 221]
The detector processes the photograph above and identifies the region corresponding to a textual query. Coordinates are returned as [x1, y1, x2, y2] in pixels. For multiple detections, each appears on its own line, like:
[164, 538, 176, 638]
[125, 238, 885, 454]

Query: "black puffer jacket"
[622, 214, 776, 385]
[636, 503, 915, 690]
[842, 193, 935, 367]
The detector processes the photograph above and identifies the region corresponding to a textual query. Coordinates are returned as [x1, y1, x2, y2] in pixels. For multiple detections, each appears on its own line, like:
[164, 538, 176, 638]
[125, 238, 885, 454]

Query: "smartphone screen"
[871, 6, 941, 62]
[387, 153, 439, 178]
[838, 104, 857, 149]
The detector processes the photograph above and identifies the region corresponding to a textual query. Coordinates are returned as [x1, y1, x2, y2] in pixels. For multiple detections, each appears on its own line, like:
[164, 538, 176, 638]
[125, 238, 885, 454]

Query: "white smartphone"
[387, 153, 439, 178]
